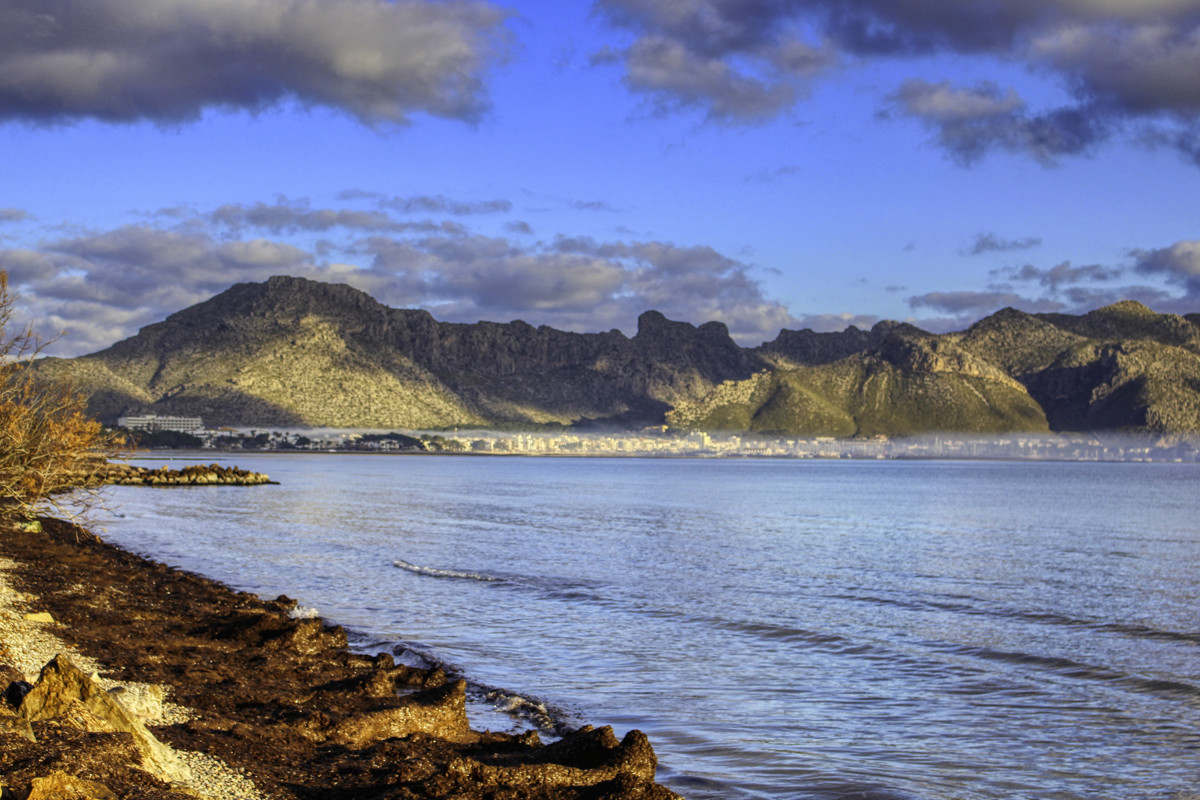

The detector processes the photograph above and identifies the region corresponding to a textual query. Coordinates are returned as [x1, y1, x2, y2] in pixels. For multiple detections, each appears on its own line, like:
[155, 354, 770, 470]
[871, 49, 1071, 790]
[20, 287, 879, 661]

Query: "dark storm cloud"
[0, 0, 511, 125]
[1031, 21, 1200, 118]
[26, 225, 316, 306]
[966, 232, 1043, 255]
[593, 0, 1200, 165]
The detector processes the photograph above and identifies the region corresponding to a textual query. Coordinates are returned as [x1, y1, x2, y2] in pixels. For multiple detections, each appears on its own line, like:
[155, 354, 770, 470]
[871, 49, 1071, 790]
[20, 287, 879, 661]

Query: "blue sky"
[2, 0, 1200, 356]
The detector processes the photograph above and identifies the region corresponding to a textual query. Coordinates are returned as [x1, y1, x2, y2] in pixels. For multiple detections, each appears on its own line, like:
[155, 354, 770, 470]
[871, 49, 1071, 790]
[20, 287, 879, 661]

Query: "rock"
[0, 702, 36, 742]
[106, 683, 166, 723]
[326, 680, 472, 747]
[4, 679, 33, 709]
[81, 462, 278, 487]
[18, 655, 191, 784]
[23, 611, 55, 624]
[203, 610, 347, 654]
[446, 725, 659, 789]
[53, 699, 119, 733]
[352, 666, 402, 699]
[316, 660, 445, 701]
[24, 771, 118, 800]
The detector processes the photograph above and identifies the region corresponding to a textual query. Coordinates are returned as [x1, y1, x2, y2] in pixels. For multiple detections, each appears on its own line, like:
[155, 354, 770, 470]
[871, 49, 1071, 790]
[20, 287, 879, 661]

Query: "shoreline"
[0, 517, 681, 800]
[125, 444, 1200, 464]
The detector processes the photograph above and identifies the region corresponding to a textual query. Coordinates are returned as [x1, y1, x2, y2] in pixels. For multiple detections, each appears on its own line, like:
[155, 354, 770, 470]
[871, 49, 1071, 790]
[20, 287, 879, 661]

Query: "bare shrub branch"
[0, 271, 123, 523]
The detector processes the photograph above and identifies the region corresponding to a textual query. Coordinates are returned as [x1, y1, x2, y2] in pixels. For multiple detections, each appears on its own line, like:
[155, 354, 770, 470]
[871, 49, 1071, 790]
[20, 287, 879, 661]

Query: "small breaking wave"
[476, 685, 574, 736]
[393, 559, 505, 583]
[392, 559, 605, 605]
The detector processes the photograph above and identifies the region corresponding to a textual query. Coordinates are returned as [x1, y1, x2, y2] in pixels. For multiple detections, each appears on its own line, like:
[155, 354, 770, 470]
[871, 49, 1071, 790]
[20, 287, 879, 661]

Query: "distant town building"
[117, 414, 205, 432]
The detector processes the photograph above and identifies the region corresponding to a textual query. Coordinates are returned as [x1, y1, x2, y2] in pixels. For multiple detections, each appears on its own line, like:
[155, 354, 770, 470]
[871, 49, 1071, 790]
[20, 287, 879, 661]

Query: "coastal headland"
[0, 517, 680, 800]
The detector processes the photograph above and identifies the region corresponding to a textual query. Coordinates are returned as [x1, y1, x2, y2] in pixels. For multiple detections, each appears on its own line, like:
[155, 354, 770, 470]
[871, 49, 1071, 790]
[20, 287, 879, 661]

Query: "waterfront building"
[117, 414, 205, 432]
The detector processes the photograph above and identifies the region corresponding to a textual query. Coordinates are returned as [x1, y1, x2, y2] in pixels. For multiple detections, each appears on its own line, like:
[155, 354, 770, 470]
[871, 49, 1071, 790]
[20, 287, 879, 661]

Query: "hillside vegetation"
[37, 276, 1200, 436]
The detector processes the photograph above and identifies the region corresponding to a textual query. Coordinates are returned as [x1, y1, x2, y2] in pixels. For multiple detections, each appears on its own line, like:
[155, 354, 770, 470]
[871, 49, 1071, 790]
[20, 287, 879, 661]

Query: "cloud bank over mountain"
[3, 191, 1198, 357]
[0, 195, 800, 355]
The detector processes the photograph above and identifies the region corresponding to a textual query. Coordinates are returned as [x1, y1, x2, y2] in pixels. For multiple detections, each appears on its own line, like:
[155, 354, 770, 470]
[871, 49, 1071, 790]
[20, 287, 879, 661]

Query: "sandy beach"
[0, 516, 679, 800]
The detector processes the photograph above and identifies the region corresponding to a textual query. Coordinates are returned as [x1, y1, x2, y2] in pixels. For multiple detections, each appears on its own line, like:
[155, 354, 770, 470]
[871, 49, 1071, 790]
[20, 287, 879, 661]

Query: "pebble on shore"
[0, 556, 269, 800]
[1, 518, 681, 800]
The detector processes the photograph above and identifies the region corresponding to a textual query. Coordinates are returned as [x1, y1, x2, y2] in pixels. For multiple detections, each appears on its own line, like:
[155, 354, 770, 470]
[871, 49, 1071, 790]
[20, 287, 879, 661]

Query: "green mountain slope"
[42, 277, 754, 428]
[956, 301, 1200, 434]
[670, 330, 1049, 436]
[36, 278, 1200, 435]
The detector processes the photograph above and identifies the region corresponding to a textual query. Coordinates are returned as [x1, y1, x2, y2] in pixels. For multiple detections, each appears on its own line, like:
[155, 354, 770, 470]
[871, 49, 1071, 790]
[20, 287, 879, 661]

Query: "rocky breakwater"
[97, 463, 276, 487]
[0, 518, 681, 800]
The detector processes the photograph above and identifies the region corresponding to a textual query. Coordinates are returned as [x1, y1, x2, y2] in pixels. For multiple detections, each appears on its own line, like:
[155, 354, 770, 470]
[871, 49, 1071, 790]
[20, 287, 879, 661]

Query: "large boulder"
[18, 655, 191, 784]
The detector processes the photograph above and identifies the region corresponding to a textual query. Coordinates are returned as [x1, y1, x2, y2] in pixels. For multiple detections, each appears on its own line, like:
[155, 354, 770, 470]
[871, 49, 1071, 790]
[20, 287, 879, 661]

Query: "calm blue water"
[98, 455, 1200, 800]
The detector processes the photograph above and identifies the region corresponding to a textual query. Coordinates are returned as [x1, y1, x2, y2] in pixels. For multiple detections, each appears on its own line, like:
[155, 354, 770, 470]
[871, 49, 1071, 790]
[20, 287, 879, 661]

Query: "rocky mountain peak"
[635, 310, 690, 338]
[34, 276, 1200, 434]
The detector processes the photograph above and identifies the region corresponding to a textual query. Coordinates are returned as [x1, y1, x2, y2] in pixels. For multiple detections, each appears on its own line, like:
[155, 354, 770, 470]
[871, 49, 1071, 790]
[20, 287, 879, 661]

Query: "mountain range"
[35, 276, 1200, 436]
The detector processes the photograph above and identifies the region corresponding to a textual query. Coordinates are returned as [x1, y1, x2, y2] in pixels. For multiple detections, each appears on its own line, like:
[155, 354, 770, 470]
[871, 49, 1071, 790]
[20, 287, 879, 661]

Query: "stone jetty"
[92, 463, 276, 487]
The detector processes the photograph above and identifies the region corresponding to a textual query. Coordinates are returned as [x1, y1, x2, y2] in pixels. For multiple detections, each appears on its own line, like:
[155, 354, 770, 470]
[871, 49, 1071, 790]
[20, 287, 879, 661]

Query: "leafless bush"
[0, 272, 123, 524]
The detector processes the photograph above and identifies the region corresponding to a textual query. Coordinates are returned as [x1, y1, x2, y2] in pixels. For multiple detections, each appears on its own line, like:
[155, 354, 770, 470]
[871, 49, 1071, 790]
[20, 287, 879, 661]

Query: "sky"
[2, 0, 1200, 357]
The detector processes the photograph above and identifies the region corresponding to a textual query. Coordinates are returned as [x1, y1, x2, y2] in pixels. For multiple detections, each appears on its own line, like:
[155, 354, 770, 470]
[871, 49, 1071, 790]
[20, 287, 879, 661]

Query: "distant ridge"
[35, 276, 1200, 435]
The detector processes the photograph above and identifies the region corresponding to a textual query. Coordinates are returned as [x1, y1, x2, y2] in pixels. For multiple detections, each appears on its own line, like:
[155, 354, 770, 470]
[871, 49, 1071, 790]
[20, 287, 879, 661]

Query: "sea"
[95, 453, 1200, 800]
